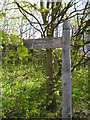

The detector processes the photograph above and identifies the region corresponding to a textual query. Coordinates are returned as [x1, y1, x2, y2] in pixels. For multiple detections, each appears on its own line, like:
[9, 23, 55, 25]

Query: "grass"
[1, 61, 88, 118]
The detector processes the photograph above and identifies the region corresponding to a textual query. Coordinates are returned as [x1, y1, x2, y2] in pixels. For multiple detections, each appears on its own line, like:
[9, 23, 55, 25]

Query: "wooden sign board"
[23, 37, 62, 50]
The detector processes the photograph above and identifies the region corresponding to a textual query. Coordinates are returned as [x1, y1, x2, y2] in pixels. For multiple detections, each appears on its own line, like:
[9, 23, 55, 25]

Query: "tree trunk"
[46, 48, 57, 111]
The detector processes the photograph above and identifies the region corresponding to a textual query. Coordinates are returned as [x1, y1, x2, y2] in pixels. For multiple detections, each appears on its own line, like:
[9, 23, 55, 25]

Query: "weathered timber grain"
[23, 37, 62, 49]
[62, 20, 72, 119]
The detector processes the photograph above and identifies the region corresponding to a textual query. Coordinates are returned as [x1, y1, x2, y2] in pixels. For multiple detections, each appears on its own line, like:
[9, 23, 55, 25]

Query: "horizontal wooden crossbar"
[23, 37, 62, 49]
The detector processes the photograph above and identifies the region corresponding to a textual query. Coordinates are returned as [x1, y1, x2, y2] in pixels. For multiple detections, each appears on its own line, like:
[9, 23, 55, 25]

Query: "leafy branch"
[71, 49, 90, 72]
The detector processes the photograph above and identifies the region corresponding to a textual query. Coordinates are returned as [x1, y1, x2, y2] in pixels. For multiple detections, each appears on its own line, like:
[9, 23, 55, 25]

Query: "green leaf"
[10, 34, 19, 45]
[38, 8, 45, 13]
[0, 12, 6, 17]
[11, 16, 16, 19]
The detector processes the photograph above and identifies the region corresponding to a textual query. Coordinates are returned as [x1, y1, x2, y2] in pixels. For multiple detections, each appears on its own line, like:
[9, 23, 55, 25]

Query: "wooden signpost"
[23, 37, 62, 49]
[23, 20, 72, 119]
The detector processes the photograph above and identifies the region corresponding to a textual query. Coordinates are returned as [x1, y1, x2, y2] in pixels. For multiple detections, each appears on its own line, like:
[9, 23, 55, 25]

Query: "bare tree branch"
[71, 50, 90, 72]
[14, 0, 44, 37]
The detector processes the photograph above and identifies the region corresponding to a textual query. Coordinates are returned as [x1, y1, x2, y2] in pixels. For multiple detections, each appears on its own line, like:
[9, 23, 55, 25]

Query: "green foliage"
[71, 36, 86, 71]
[1, 30, 29, 64]
[0, 12, 6, 20]
[2, 63, 46, 118]
[2, 62, 88, 118]
[38, 8, 49, 13]
[72, 68, 88, 106]
[1, 31, 88, 118]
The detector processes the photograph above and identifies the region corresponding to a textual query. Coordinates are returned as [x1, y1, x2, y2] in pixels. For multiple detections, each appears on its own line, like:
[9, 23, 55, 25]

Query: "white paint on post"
[62, 20, 72, 118]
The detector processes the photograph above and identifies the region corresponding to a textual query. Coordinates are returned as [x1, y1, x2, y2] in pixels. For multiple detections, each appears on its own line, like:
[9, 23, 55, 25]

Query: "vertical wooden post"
[62, 20, 72, 118]
[0, 30, 2, 120]
[87, 1, 90, 120]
